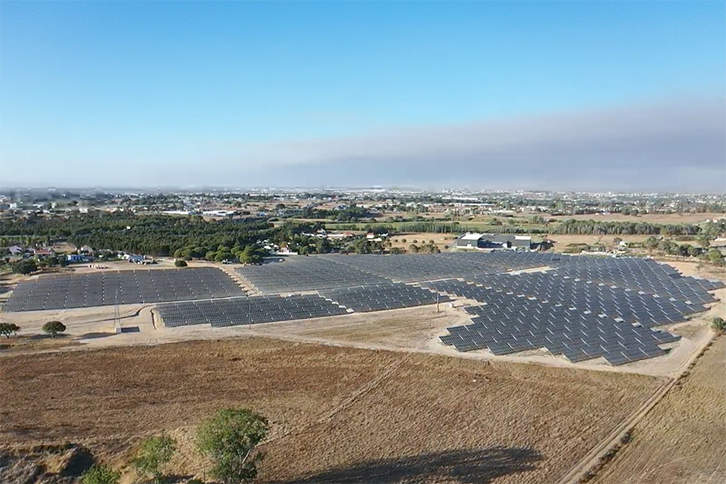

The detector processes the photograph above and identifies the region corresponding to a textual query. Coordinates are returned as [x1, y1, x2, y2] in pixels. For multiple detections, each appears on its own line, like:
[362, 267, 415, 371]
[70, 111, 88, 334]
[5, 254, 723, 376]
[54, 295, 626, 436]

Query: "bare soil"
[0, 337, 661, 484]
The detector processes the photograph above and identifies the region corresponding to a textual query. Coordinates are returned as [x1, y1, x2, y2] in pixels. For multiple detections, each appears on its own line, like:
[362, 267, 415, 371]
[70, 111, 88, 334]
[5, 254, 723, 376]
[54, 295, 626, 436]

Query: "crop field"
[591, 336, 726, 484]
[0, 337, 662, 484]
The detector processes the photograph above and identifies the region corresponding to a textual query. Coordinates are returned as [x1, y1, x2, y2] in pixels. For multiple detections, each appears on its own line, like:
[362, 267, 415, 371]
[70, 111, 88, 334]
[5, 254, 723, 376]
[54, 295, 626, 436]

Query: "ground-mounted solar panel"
[3, 267, 246, 312]
[157, 294, 348, 327]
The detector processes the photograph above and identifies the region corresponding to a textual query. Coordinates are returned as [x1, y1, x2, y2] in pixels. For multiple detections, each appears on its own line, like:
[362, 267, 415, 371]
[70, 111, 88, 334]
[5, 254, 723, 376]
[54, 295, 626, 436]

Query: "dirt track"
[590, 335, 726, 484]
[0, 337, 662, 484]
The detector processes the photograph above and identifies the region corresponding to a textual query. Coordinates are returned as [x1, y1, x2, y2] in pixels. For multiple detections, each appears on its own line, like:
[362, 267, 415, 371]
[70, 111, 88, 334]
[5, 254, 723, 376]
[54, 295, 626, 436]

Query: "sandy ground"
[0, 337, 662, 484]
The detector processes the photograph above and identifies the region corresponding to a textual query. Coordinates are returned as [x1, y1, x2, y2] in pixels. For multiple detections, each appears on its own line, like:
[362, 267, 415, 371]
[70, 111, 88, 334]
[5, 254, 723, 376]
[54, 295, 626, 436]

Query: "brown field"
[546, 234, 653, 252]
[0, 337, 662, 484]
[388, 233, 458, 251]
[543, 212, 724, 224]
[591, 335, 726, 484]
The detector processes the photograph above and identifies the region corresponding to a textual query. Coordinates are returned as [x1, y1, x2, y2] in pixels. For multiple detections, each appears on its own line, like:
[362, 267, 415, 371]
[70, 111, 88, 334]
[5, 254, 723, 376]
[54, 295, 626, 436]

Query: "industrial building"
[455, 233, 532, 250]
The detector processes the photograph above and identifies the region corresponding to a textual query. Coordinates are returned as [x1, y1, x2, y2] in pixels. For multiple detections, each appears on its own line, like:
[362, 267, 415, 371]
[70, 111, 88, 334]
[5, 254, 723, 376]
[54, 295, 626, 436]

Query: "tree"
[42, 320, 66, 338]
[711, 317, 726, 333]
[698, 235, 711, 249]
[707, 248, 724, 265]
[687, 245, 700, 257]
[197, 408, 269, 484]
[11, 259, 37, 275]
[0, 323, 20, 338]
[174, 259, 187, 267]
[131, 433, 177, 483]
[81, 464, 121, 484]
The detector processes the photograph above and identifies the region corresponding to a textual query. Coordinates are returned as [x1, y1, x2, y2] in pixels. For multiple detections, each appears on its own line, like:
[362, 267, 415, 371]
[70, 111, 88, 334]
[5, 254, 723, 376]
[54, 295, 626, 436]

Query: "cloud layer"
[213, 96, 724, 192]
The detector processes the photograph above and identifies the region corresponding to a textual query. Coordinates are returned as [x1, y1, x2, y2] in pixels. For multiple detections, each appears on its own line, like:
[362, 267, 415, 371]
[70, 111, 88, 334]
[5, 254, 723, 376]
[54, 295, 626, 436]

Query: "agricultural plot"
[0, 337, 662, 484]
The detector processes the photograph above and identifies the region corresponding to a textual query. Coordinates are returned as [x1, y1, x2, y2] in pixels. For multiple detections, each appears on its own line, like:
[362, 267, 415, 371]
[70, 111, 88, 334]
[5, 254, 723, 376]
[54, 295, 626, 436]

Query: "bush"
[131, 433, 176, 483]
[42, 320, 66, 338]
[711, 317, 726, 333]
[0, 323, 20, 338]
[174, 259, 187, 267]
[197, 408, 269, 484]
[11, 259, 37, 275]
[81, 464, 121, 484]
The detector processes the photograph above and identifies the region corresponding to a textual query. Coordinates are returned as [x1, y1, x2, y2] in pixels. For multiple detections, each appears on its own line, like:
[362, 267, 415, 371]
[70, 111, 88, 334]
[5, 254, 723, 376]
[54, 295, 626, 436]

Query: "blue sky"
[1, 1, 724, 191]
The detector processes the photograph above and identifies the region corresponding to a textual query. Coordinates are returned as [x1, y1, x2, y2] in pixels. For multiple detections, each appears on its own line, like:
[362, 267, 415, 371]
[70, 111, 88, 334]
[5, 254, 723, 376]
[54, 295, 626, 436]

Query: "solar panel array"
[318, 252, 556, 282]
[5, 250, 723, 367]
[319, 283, 450, 312]
[4, 268, 245, 312]
[440, 300, 679, 366]
[158, 294, 348, 328]
[426, 255, 723, 365]
[236, 257, 389, 294]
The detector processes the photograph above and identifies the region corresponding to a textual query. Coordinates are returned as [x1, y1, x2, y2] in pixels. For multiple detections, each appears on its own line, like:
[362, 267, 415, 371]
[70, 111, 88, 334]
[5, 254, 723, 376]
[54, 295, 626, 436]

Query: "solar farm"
[3, 253, 725, 484]
[3, 252, 723, 368]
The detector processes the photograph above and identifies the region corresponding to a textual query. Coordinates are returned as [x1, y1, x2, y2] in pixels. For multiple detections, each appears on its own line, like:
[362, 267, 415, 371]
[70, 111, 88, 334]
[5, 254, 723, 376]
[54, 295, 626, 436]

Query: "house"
[33, 248, 55, 257]
[8, 245, 24, 256]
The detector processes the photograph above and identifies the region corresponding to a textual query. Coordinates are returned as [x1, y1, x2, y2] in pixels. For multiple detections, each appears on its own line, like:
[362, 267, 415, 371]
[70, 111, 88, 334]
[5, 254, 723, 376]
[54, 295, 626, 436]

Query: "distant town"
[1, 188, 725, 276]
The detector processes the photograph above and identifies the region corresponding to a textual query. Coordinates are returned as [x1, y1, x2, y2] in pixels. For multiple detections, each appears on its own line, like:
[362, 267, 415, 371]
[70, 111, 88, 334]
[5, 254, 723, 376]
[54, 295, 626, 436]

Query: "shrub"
[197, 408, 269, 484]
[174, 259, 188, 267]
[81, 464, 121, 484]
[131, 433, 176, 483]
[711, 317, 726, 333]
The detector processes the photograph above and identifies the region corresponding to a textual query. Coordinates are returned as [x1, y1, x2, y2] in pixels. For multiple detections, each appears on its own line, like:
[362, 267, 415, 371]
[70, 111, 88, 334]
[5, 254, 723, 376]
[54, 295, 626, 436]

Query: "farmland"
[0, 337, 662, 484]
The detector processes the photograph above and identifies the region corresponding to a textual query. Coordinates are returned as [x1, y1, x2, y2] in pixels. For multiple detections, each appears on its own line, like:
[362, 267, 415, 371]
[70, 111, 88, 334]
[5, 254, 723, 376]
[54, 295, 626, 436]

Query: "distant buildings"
[455, 233, 532, 250]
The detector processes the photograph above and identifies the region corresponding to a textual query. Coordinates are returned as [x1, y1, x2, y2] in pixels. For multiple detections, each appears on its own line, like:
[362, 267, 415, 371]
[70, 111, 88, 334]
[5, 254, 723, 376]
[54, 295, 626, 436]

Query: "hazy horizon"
[1, 2, 724, 192]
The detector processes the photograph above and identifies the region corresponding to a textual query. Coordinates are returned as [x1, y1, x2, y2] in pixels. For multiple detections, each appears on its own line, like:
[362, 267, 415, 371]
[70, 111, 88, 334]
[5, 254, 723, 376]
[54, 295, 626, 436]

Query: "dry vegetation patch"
[0, 337, 662, 483]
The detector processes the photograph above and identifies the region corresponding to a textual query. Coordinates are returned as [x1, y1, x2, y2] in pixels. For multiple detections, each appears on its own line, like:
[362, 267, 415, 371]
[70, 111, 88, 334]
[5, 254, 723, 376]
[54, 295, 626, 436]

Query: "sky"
[1, 1, 724, 192]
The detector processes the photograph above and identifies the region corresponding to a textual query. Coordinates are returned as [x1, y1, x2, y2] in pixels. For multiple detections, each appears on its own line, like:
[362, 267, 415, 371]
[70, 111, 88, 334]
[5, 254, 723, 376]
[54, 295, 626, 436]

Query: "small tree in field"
[0, 323, 20, 338]
[81, 464, 121, 484]
[132, 433, 177, 483]
[711, 317, 726, 334]
[42, 320, 66, 338]
[174, 259, 187, 267]
[197, 408, 269, 484]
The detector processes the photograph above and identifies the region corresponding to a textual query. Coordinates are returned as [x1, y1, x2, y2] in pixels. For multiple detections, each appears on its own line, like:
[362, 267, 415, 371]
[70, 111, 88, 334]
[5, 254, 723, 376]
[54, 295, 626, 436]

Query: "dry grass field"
[543, 213, 723, 224]
[388, 233, 458, 251]
[0, 337, 662, 484]
[591, 335, 726, 484]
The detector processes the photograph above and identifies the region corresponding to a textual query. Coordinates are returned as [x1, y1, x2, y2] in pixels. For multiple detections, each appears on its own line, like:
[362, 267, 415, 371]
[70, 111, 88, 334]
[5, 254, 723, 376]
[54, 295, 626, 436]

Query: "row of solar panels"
[4, 268, 246, 312]
[157, 283, 445, 327]
[159, 295, 349, 327]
